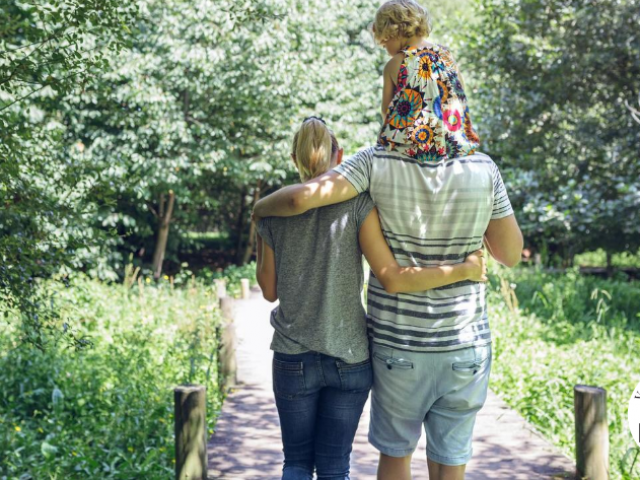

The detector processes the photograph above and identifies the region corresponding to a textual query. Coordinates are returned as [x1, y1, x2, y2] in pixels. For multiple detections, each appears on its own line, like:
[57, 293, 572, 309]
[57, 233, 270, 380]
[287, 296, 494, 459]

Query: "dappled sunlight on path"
[207, 291, 575, 479]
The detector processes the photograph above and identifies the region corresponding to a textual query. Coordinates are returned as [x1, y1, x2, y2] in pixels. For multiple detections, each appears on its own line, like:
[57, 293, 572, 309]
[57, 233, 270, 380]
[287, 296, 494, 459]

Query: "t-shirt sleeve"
[490, 162, 514, 219]
[333, 147, 374, 194]
[256, 218, 275, 250]
[353, 193, 376, 232]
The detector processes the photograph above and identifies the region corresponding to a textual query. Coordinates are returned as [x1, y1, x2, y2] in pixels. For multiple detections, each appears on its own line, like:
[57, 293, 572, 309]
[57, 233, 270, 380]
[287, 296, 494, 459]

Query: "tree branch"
[0, 34, 58, 86]
[0, 70, 93, 112]
[0, 30, 62, 56]
[625, 93, 640, 124]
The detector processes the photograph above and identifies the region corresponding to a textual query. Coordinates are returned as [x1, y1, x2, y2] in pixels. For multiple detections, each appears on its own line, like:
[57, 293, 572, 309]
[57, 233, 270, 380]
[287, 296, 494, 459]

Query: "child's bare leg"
[427, 458, 466, 480]
[377, 453, 412, 480]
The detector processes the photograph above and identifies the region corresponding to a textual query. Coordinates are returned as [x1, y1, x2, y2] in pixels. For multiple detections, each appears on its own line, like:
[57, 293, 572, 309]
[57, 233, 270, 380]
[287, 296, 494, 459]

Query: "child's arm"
[256, 233, 278, 302]
[381, 53, 404, 118]
[359, 208, 486, 293]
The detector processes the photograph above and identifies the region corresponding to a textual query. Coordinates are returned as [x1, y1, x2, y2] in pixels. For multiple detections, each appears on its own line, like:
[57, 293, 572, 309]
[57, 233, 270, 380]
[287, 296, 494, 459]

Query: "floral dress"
[378, 44, 480, 162]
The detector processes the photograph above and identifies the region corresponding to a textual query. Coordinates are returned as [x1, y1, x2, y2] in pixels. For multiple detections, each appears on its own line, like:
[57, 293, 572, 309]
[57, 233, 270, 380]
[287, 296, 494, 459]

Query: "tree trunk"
[605, 251, 613, 277]
[234, 188, 247, 264]
[241, 180, 262, 265]
[152, 190, 175, 279]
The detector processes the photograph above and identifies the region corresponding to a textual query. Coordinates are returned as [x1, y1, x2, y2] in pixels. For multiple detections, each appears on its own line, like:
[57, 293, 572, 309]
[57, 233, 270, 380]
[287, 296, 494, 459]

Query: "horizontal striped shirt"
[334, 146, 514, 352]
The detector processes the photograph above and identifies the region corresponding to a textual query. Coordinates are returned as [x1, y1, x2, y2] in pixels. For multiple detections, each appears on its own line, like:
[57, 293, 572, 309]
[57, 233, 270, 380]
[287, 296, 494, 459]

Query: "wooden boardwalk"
[207, 291, 575, 479]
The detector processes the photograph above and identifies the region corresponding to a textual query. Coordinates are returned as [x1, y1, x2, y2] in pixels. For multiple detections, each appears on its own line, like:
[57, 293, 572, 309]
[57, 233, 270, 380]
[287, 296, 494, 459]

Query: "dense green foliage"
[2, 0, 639, 475]
[1, 0, 386, 343]
[465, 0, 640, 264]
[489, 267, 640, 479]
[575, 249, 640, 269]
[1, 0, 139, 347]
[5, 0, 637, 338]
[0, 275, 223, 478]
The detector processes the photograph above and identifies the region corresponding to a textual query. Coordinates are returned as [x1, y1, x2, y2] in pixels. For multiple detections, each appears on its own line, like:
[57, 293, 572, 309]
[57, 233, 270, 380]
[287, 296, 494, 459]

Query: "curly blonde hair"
[372, 0, 432, 44]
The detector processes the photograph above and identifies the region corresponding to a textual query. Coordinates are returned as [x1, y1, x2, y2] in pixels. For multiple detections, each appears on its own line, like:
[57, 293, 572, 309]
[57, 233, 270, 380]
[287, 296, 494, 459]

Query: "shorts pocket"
[337, 358, 373, 392]
[373, 347, 414, 371]
[273, 358, 305, 400]
[451, 345, 491, 375]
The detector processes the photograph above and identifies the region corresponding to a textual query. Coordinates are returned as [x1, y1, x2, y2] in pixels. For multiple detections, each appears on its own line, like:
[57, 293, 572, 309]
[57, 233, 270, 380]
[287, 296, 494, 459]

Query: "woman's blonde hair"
[372, 0, 432, 44]
[291, 118, 339, 182]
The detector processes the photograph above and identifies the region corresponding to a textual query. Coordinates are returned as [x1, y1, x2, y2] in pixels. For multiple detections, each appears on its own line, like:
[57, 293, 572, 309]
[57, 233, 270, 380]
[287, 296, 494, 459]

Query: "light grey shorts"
[368, 342, 491, 465]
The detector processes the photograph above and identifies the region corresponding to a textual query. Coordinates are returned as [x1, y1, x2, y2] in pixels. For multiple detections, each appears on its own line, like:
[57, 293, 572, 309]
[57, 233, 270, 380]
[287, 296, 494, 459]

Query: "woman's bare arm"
[359, 208, 486, 294]
[256, 234, 277, 302]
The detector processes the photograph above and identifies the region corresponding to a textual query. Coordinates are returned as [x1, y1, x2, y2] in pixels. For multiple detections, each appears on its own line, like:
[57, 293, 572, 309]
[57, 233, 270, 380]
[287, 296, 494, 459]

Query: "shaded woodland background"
[1, 0, 639, 478]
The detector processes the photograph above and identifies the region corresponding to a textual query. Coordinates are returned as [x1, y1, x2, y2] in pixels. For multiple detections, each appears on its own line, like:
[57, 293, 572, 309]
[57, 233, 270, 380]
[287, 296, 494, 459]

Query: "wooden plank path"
[207, 291, 575, 479]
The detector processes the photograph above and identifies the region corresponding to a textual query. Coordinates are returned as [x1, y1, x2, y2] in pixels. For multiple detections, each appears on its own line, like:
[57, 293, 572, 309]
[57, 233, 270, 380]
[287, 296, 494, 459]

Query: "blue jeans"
[272, 351, 372, 480]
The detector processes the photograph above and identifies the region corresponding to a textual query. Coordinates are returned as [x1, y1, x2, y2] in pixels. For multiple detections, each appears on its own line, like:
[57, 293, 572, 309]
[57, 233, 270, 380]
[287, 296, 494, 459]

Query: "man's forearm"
[254, 170, 359, 218]
[254, 184, 307, 218]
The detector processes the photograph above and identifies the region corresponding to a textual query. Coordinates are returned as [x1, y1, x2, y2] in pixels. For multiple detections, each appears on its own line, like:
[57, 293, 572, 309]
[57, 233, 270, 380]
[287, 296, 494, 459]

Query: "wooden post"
[174, 385, 207, 480]
[534, 253, 542, 268]
[219, 297, 237, 387]
[574, 385, 609, 480]
[240, 278, 250, 299]
[214, 279, 227, 300]
[605, 251, 613, 278]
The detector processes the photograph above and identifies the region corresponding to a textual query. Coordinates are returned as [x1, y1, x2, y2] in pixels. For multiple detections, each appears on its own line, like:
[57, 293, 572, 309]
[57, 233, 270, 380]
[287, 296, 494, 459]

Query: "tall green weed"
[489, 267, 640, 479]
[0, 275, 223, 479]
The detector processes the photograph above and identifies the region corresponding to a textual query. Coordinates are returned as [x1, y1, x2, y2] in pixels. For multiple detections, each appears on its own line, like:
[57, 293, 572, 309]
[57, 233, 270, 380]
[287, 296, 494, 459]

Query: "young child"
[255, 117, 487, 479]
[373, 0, 481, 163]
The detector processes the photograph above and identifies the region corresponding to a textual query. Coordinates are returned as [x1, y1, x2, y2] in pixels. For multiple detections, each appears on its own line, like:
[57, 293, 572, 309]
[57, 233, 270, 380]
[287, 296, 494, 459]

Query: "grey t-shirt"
[257, 193, 375, 363]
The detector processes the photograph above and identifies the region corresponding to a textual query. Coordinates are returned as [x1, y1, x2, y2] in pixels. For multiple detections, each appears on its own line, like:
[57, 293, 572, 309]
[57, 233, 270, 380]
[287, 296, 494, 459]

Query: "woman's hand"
[463, 249, 488, 282]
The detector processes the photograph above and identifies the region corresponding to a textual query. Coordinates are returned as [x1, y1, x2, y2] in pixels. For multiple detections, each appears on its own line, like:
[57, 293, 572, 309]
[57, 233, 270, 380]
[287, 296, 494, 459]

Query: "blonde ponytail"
[291, 118, 338, 181]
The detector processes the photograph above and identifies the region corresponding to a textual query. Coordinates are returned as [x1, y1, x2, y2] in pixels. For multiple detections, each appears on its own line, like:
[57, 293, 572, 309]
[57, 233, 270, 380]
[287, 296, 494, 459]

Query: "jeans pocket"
[273, 358, 306, 400]
[337, 358, 373, 392]
[452, 344, 491, 375]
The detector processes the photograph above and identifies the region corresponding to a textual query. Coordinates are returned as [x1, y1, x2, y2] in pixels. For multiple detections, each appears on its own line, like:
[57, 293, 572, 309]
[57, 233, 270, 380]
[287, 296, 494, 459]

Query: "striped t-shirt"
[334, 146, 514, 352]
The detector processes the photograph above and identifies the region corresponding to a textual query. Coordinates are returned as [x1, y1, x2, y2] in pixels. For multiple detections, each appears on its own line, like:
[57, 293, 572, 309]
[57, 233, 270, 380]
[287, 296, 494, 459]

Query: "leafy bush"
[575, 249, 640, 269]
[0, 275, 224, 479]
[488, 267, 640, 479]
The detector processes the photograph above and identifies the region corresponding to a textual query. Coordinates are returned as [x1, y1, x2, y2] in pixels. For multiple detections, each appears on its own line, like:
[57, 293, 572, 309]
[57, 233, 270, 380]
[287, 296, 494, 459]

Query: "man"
[253, 145, 523, 480]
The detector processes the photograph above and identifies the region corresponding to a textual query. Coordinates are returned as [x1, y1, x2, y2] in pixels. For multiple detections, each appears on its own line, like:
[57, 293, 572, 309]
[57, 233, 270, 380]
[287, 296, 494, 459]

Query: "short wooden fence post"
[174, 384, 207, 480]
[219, 296, 237, 387]
[534, 253, 542, 267]
[240, 278, 250, 299]
[214, 278, 227, 300]
[574, 385, 609, 480]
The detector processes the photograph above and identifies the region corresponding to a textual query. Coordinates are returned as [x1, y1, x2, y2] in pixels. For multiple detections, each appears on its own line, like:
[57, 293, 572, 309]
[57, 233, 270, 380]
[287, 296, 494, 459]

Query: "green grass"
[488, 266, 640, 479]
[0, 274, 224, 479]
[574, 249, 640, 268]
[184, 231, 228, 241]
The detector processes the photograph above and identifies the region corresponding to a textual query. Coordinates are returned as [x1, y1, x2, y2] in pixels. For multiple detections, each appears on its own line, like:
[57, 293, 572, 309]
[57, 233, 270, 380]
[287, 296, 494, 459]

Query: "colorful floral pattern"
[417, 52, 433, 81]
[379, 44, 480, 163]
[443, 109, 462, 132]
[387, 88, 423, 129]
[411, 124, 434, 146]
[395, 64, 408, 94]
